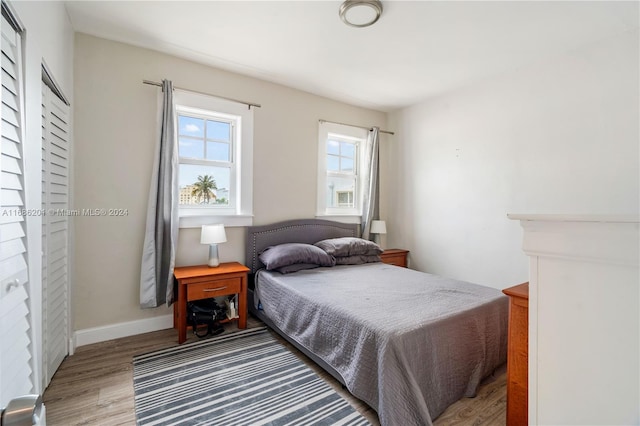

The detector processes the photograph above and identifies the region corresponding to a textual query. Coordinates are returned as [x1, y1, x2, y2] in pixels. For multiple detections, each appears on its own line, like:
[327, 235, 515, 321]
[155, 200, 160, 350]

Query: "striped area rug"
[133, 327, 371, 426]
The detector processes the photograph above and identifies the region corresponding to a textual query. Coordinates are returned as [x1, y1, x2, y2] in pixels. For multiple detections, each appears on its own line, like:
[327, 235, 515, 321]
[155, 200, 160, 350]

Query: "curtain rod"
[142, 80, 261, 109]
[319, 119, 394, 135]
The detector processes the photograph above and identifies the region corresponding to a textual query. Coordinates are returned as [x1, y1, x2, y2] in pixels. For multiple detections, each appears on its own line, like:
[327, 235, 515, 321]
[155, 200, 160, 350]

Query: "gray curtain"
[361, 127, 380, 241]
[140, 80, 179, 308]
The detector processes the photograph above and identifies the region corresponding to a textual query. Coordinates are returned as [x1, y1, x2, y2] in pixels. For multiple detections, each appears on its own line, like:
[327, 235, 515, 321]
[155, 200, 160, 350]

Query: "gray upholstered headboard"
[246, 219, 359, 274]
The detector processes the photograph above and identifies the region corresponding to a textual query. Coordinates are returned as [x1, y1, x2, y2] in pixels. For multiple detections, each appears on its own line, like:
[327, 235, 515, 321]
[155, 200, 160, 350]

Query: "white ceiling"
[64, 1, 638, 112]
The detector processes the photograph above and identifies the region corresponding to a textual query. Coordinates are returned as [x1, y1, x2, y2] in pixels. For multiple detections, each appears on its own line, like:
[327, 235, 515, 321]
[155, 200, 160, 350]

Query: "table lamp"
[200, 224, 227, 267]
[370, 220, 386, 246]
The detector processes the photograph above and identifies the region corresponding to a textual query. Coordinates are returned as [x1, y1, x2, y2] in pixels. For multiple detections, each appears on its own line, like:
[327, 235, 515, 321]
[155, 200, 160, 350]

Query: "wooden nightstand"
[173, 262, 250, 344]
[379, 249, 409, 267]
[503, 282, 529, 426]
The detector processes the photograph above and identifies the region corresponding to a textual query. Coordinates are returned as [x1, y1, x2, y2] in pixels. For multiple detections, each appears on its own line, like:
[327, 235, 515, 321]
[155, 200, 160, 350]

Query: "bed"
[246, 219, 508, 426]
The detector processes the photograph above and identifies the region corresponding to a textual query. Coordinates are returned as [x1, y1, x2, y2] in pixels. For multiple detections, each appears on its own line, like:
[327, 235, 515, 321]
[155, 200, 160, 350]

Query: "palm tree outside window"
[191, 175, 218, 204]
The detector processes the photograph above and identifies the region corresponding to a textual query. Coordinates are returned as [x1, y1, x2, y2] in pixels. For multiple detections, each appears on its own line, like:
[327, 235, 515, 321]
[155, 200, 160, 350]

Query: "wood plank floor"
[43, 315, 506, 425]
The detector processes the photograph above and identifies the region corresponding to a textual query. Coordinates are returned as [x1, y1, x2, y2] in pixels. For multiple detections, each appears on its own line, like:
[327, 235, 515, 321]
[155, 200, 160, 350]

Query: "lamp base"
[207, 244, 220, 267]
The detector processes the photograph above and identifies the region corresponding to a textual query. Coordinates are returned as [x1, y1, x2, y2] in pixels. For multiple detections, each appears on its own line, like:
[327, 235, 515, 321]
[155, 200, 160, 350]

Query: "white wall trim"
[73, 315, 174, 349]
[510, 215, 640, 267]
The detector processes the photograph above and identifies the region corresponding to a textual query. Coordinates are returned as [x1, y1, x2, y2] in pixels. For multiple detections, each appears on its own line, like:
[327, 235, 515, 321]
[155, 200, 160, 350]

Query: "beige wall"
[73, 33, 386, 330]
[387, 29, 639, 289]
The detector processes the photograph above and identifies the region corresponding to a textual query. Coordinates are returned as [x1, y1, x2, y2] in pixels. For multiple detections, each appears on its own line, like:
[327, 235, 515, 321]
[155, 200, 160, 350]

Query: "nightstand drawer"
[187, 278, 241, 300]
[380, 249, 409, 268]
[381, 254, 407, 267]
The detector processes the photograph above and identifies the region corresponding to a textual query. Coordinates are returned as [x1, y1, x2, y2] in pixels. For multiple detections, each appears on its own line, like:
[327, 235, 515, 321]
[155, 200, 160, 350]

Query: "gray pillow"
[259, 243, 335, 270]
[314, 237, 383, 257]
[335, 254, 381, 265]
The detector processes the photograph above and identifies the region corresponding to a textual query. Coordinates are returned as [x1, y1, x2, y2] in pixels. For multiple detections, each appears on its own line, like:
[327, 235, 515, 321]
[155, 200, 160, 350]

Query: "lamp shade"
[370, 220, 387, 234]
[200, 224, 227, 244]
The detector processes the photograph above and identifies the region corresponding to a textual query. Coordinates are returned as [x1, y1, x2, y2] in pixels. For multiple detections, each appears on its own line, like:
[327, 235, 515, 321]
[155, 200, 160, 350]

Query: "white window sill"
[179, 214, 253, 228]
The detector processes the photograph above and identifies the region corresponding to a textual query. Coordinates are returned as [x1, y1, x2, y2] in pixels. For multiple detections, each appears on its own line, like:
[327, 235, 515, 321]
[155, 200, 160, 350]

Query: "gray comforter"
[255, 263, 508, 426]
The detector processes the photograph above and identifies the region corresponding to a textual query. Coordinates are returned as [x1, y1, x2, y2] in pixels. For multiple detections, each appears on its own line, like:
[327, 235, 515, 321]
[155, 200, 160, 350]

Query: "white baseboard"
[74, 314, 174, 349]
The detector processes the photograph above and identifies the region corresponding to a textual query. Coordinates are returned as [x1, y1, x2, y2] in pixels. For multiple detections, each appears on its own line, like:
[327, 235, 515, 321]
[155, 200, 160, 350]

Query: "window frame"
[174, 90, 253, 228]
[316, 122, 368, 220]
[177, 108, 237, 210]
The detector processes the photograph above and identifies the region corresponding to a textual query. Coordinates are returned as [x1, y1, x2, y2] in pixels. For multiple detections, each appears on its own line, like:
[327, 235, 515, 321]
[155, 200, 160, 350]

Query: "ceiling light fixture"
[339, 0, 383, 28]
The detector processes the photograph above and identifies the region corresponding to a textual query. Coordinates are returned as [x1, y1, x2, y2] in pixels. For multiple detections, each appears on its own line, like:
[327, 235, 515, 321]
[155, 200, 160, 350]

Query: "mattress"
[254, 262, 508, 426]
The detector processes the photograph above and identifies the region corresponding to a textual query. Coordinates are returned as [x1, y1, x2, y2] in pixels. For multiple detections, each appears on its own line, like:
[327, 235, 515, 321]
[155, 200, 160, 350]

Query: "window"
[317, 122, 368, 218]
[174, 91, 253, 227]
[336, 190, 354, 207]
[177, 112, 235, 207]
[327, 137, 357, 209]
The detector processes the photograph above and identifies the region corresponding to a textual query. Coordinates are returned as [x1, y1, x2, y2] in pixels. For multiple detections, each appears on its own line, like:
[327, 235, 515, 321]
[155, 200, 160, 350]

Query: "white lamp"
[200, 224, 227, 267]
[370, 220, 387, 246]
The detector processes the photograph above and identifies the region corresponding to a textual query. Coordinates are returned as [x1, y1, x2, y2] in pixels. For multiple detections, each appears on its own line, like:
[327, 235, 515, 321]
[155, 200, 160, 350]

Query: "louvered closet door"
[42, 82, 70, 386]
[0, 11, 34, 407]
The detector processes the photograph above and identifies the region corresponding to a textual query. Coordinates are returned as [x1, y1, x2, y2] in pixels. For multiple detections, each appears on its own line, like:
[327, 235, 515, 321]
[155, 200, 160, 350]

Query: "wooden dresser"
[502, 282, 529, 426]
